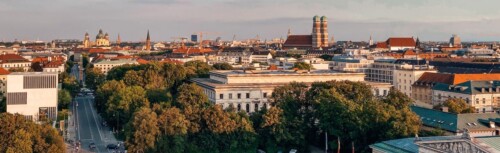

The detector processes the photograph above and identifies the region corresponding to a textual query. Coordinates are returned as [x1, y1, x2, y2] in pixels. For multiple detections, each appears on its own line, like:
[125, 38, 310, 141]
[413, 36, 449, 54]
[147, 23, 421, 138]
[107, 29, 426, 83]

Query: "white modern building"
[6, 72, 58, 122]
[192, 70, 366, 113]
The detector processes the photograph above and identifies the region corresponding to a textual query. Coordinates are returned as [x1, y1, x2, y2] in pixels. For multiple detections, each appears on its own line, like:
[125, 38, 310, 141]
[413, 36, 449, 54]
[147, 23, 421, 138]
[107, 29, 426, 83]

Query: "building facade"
[393, 64, 437, 99]
[93, 59, 139, 74]
[433, 81, 500, 113]
[192, 70, 365, 113]
[6, 72, 58, 122]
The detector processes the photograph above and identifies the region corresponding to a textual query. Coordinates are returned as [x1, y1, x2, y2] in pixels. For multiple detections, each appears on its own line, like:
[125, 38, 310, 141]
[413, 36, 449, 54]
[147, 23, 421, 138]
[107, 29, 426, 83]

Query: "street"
[69, 63, 123, 153]
[74, 95, 121, 153]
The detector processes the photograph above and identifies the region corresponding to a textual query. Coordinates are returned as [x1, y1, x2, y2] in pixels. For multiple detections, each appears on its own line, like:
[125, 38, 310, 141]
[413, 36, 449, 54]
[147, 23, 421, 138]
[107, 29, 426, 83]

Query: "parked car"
[289, 149, 297, 153]
[107, 144, 118, 150]
[89, 142, 96, 150]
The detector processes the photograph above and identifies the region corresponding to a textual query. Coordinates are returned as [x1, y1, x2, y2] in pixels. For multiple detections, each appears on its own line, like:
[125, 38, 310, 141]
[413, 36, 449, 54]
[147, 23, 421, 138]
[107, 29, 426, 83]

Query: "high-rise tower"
[312, 16, 321, 48]
[145, 30, 151, 51]
[320, 16, 329, 48]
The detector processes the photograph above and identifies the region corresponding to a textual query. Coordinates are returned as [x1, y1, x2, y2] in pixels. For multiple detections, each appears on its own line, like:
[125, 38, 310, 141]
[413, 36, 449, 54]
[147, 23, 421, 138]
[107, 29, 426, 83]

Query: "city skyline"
[2, 0, 500, 41]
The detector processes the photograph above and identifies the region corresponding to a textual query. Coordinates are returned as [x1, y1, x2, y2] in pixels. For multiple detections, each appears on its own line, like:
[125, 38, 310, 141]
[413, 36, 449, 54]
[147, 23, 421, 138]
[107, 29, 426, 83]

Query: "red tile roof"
[375, 42, 388, 48]
[284, 35, 312, 47]
[386, 37, 416, 47]
[403, 49, 416, 56]
[173, 47, 213, 55]
[0, 67, 10, 75]
[0, 54, 29, 63]
[416, 72, 500, 85]
[43, 61, 64, 68]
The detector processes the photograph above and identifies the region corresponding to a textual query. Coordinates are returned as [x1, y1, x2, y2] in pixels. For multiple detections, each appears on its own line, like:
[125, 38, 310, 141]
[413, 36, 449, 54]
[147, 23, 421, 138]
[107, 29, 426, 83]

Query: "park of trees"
[86, 60, 423, 153]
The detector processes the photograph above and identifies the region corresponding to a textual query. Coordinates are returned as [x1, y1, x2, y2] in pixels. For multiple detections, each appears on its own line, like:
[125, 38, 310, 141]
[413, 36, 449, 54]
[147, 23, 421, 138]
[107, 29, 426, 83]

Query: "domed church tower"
[312, 15, 321, 48]
[320, 16, 329, 48]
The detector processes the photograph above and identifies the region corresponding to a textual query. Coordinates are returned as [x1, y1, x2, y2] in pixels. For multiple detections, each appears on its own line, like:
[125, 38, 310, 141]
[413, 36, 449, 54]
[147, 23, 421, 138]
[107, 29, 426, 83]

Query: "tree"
[123, 70, 145, 87]
[106, 86, 150, 130]
[383, 87, 413, 109]
[292, 62, 313, 70]
[58, 90, 71, 110]
[311, 81, 420, 152]
[85, 67, 105, 91]
[158, 107, 189, 135]
[212, 63, 233, 70]
[434, 98, 475, 114]
[184, 60, 213, 78]
[95, 80, 126, 113]
[266, 82, 314, 152]
[174, 83, 209, 134]
[0, 113, 65, 153]
[174, 83, 209, 109]
[319, 54, 333, 61]
[162, 63, 188, 92]
[9, 67, 25, 72]
[61, 74, 79, 96]
[0, 96, 5, 113]
[82, 54, 89, 68]
[126, 107, 159, 153]
[31, 62, 44, 72]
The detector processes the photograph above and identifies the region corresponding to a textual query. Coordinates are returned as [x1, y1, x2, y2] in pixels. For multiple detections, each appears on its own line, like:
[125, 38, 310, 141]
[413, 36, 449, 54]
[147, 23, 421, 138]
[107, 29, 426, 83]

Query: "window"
[483, 98, 486, 104]
[264, 103, 268, 109]
[246, 93, 250, 98]
[229, 93, 233, 99]
[246, 103, 250, 113]
[219, 94, 224, 99]
[476, 98, 479, 104]
[263, 92, 268, 98]
[237, 104, 241, 111]
[255, 103, 259, 112]
[237, 93, 241, 99]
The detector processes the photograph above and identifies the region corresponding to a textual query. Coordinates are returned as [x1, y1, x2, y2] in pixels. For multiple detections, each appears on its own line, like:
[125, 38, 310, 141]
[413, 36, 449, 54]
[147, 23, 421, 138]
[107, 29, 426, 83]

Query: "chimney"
[481, 88, 485, 93]
[441, 107, 449, 113]
[490, 121, 496, 128]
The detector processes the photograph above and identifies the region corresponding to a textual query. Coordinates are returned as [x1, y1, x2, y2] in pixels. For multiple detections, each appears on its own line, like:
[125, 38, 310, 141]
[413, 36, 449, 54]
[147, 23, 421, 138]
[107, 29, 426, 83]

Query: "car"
[107, 144, 118, 150]
[77, 93, 83, 96]
[89, 142, 96, 150]
[289, 149, 297, 153]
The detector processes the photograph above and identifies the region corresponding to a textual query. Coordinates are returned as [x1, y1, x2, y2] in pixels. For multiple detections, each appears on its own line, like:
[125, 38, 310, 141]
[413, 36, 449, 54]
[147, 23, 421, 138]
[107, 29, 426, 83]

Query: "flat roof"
[210, 70, 363, 77]
[9, 72, 58, 75]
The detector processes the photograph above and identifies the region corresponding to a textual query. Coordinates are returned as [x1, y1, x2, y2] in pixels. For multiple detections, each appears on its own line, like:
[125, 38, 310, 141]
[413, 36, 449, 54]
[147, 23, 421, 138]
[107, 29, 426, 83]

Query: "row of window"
[230, 103, 268, 113]
[436, 94, 500, 105]
[23, 75, 57, 89]
[220, 92, 268, 100]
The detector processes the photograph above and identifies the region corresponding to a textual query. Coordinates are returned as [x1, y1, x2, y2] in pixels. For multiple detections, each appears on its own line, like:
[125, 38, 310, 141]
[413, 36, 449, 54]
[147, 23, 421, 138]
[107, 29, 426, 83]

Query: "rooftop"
[210, 70, 361, 76]
[9, 72, 58, 75]
[411, 106, 500, 132]
[386, 37, 416, 47]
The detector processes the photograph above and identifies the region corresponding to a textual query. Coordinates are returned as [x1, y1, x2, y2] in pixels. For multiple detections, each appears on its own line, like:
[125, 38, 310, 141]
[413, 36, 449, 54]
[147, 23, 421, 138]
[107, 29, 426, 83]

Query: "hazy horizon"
[2, 0, 500, 42]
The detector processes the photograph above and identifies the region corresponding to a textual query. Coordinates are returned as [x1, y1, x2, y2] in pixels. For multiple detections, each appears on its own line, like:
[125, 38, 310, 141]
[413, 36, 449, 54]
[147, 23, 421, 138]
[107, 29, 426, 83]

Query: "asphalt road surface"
[75, 93, 125, 153]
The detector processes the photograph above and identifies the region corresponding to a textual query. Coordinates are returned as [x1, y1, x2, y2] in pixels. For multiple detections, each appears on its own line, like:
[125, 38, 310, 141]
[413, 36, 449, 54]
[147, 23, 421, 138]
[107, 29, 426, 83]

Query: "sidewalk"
[66, 101, 78, 153]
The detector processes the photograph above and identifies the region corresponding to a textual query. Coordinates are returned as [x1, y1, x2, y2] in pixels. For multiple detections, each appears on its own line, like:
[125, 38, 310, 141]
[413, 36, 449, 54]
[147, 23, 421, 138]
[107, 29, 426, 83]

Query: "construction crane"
[171, 37, 187, 48]
[195, 32, 220, 49]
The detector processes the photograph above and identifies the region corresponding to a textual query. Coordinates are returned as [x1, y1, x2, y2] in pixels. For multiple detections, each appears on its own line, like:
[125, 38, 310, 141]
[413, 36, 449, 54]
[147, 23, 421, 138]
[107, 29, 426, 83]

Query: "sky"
[1, 0, 500, 42]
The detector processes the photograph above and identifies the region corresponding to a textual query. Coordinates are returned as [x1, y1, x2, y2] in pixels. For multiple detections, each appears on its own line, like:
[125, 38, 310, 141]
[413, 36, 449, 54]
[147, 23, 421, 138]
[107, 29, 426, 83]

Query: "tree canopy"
[0, 113, 65, 153]
[434, 98, 475, 114]
[212, 63, 233, 70]
[292, 62, 313, 70]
